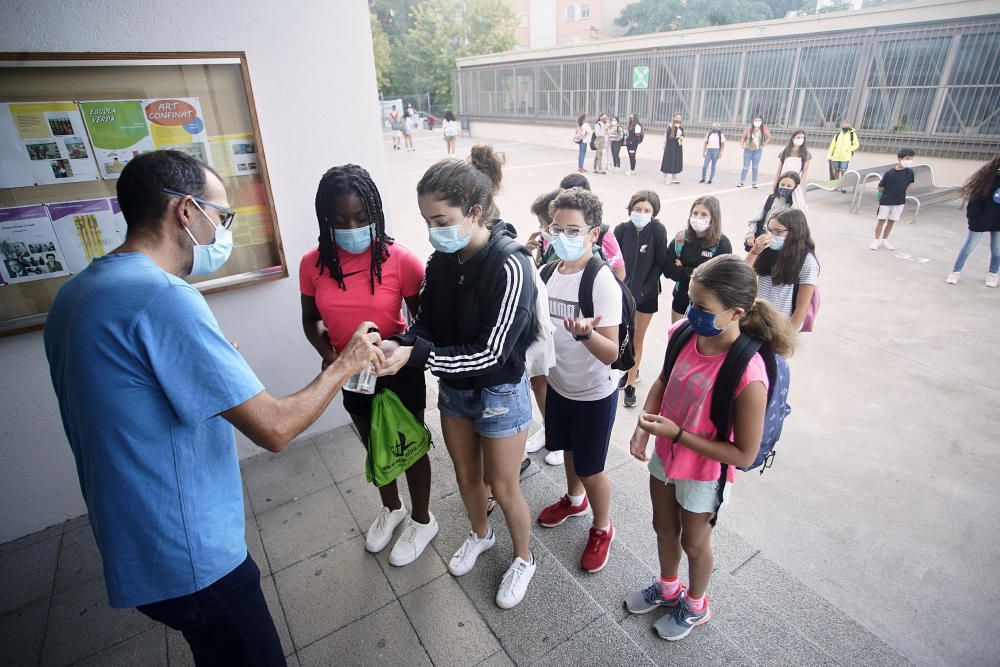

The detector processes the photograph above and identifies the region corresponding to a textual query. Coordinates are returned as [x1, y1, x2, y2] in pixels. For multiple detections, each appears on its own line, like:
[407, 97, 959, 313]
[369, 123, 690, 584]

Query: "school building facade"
[455, 0, 1000, 159]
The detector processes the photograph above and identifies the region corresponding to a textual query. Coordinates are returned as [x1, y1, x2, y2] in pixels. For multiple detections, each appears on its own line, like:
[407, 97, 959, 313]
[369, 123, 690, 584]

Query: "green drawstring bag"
[366, 389, 431, 487]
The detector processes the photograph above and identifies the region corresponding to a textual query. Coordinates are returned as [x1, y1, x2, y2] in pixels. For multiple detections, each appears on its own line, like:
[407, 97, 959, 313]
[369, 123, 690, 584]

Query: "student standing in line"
[626, 254, 796, 641]
[739, 115, 770, 188]
[443, 111, 459, 156]
[388, 105, 402, 151]
[700, 123, 725, 185]
[554, 173, 627, 280]
[827, 119, 860, 189]
[615, 190, 669, 409]
[574, 114, 593, 173]
[746, 209, 819, 331]
[402, 108, 415, 152]
[870, 148, 915, 251]
[743, 172, 804, 252]
[378, 145, 539, 609]
[626, 113, 644, 176]
[593, 113, 609, 175]
[536, 188, 622, 572]
[661, 113, 685, 185]
[773, 130, 811, 188]
[609, 116, 625, 172]
[300, 164, 435, 566]
[664, 196, 732, 322]
[946, 155, 1000, 287]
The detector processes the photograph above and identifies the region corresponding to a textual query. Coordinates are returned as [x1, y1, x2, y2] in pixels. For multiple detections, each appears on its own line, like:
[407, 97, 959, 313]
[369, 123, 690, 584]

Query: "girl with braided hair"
[299, 164, 438, 566]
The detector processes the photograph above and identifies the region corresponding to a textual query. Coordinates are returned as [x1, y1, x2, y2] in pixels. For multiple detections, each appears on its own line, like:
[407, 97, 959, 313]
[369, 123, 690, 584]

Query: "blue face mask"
[685, 304, 733, 337]
[184, 201, 234, 276]
[630, 212, 652, 229]
[428, 215, 472, 253]
[769, 236, 786, 251]
[552, 231, 589, 261]
[332, 224, 373, 254]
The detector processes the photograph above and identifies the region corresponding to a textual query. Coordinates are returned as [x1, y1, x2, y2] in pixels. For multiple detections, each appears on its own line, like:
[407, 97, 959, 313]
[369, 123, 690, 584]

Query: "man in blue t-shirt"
[44, 150, 383, 666]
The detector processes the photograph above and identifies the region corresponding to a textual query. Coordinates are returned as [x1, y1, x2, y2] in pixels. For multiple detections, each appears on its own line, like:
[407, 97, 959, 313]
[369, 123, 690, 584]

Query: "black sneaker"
[624, 385, 637, 408]
[618, 374, 628, 389]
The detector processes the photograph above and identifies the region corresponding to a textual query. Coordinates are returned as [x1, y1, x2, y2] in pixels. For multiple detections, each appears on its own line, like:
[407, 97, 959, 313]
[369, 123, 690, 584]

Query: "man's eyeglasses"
[162, 188, 236, 230]
[546, 224, 593, 239]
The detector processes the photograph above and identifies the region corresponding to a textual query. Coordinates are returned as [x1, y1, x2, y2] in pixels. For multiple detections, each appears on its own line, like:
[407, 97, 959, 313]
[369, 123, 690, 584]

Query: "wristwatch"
[573, 331, 592, 341]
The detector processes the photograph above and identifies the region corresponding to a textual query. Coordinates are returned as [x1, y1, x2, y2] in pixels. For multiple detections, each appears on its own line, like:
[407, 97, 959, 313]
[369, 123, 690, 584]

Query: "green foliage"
[370, 12, 392, 91]
[616, 0, 775, 34]
[386, 0, 517, 106]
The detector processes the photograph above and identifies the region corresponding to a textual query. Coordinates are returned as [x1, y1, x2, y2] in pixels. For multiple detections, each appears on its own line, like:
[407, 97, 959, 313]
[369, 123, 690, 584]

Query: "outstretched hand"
[563, 314, 602, 338]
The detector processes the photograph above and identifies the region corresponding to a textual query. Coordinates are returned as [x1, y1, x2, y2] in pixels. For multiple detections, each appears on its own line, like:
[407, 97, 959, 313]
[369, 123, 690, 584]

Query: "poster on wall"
[0, 102, 100, 187]
[0, 205, 69, 284]
[79, 97, 211, 180]
[208, 133, 259, 177]
[47, 198, 126, 274]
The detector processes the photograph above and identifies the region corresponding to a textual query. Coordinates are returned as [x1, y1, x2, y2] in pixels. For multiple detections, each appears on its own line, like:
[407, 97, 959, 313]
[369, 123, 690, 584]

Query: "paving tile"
[259, 576, 295, 658]
[296, 601, 431, 667]
[312, 425, 368, 483]
[0, 533, 60, 615]
[273, 536, 395, 650]
[0, 523, 62, 557]
[257, 486, 359, 572]
[165, 630, 194, 667]
[709, 571, 840, 666]
[242, 443, 334, 515]
[518, 470, 655, 622]
[620, 612, 753, 666]
[63, 514, 90, 532]
[476, 651, 515, 667]
[372, 536, 449, 598]
[41, 577, 155, 666]
[732, 554, 907, 666]
[534, 613, 654, 666]
[337, 469, 392, 538]
[53, 524, 103, 594]
[76, 625, 167, 666]
[0, 598, 48, 667]
[246, 514, 270, 575]
[400, 574, 500, 666]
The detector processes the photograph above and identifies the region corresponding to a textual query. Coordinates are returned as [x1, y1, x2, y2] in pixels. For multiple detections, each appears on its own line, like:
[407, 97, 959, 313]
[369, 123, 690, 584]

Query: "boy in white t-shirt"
[536, 187, 623, 573]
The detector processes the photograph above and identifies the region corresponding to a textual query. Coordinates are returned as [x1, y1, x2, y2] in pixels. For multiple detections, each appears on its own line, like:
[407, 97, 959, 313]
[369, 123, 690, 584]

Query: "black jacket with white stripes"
[396, 223, 536, 390]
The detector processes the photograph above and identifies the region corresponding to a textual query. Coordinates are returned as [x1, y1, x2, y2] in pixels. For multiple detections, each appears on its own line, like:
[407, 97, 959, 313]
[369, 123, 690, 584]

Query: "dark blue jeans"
[137, 554, 286, 666]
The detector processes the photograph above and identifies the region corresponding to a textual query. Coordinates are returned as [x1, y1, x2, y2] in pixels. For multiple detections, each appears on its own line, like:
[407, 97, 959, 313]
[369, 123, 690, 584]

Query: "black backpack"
[540, 256, 636, 371]
[662, 322, 791, 525]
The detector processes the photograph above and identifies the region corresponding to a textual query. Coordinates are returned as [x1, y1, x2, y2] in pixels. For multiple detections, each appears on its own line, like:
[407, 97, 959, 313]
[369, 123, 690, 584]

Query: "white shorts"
[877, 204, 905, 221]
[392, 130, 403, 139]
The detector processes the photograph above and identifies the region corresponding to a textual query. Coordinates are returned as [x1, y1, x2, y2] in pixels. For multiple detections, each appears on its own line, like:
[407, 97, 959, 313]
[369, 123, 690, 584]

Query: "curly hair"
[530, 189, 561, 225]
[550, 186, 603, 229]
[753, 208, 817, 285]
[962, 156, 1000, 202]
[314, 164, 393, 293]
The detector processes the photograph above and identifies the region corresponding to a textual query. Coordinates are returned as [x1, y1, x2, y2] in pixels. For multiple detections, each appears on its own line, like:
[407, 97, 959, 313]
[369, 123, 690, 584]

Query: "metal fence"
[455, 16, 1000, 159]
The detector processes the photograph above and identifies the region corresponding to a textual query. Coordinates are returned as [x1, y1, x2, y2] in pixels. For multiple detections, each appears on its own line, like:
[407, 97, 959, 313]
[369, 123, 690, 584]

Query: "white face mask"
[900, 159, 914, 168]
[689, 217, 711, 234]
[753, 120, 762, 127]
[793, 137, 805, 147]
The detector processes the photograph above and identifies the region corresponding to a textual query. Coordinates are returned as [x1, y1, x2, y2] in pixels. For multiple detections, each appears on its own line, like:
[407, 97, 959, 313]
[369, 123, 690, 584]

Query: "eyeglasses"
[766, 226, 789, 236]
[546, 224, 593, 239]
[162, 188, 236, 229]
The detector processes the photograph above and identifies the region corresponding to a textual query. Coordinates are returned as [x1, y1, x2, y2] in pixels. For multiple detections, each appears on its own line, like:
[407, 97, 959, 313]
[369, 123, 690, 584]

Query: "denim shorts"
[437, 374, 531, 439]
[831, 160, 850, 170]
[648, 448, 731, 514]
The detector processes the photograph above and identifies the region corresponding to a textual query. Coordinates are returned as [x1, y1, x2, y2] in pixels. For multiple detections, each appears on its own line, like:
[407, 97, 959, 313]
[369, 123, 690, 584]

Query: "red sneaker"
[538, 495, 590, 527]
[580, 523, 615, 572]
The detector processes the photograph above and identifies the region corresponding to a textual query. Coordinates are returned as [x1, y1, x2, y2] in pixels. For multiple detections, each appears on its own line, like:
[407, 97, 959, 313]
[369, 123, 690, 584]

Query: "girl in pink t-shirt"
[299, 164, 436, 568]
[625, 255, 796, 641]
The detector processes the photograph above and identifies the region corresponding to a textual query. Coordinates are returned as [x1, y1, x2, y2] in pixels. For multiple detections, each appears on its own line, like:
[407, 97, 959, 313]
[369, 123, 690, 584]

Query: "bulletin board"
[0, 52, 287, 337]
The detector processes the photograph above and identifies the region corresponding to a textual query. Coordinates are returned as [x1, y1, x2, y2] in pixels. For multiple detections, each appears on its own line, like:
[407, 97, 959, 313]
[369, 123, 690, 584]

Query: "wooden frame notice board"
[0, 52, 287, 337]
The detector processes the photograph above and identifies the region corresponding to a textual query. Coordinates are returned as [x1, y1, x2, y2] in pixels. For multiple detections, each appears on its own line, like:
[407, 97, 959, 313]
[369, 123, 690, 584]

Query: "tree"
[389, 0, 517, 106]
[370, 12, 391, 91]
[615, 0, 773, 35]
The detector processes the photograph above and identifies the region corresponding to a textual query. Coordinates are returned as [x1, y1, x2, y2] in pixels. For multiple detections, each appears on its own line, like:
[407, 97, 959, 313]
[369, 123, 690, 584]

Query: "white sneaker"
[525, 427, 546, 453]
[880, 238, 895, 251]
[987, 273, 999, 288]
[448, 527, 495, 576]
[544, 449, 564, 466]
[389, 513, 439, 566]
[365, 504, 407, 553]
[946, 272, 961, 285]
[869, 239, 881, 251]
[495, 554, 536, 609]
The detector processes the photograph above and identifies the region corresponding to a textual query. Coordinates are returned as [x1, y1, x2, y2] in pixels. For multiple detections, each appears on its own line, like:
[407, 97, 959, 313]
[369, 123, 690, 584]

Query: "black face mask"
[841, 127, 850, 132]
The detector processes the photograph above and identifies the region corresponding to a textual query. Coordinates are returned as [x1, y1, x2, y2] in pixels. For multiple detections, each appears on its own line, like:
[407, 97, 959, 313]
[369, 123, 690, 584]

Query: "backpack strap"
[577, 256, 606, 319]
[673, 230, 685, 257]
[661, 321, 694, 381]
[539, 260, 559, 284]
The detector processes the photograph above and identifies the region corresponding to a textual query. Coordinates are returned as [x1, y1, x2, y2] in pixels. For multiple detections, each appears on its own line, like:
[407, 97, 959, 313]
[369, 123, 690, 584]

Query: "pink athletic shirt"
[654, 321, 769, 483]
[299, 243, 425, 352]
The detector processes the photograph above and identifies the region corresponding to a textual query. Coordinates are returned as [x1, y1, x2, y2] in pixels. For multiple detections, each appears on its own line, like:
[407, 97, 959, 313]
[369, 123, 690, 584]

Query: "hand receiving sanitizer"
[343, 326, 379, 395]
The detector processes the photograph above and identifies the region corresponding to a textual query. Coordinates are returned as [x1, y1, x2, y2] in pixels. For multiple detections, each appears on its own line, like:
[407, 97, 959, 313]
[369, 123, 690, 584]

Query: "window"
[565, 3, 588, 21]
[566, 5, 575, 21]
[580, 3, 590, 19]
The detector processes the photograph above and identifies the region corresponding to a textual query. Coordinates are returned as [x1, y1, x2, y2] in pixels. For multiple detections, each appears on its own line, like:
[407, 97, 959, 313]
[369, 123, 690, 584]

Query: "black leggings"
[627, 145, 638, 171]
[611, 141, 623, 168]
